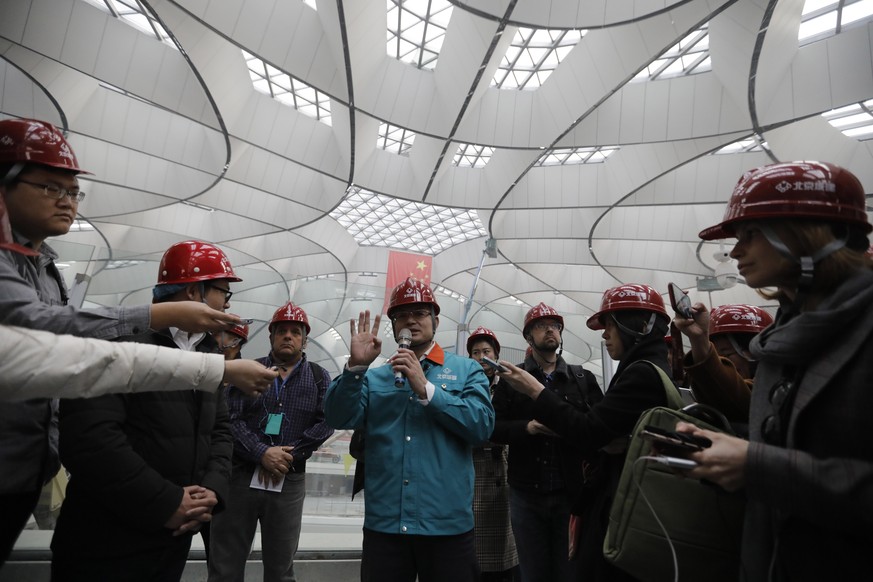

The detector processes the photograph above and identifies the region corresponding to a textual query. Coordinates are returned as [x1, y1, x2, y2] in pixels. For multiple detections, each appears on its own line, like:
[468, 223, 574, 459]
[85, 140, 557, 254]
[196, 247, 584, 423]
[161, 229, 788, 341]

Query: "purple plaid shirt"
[226, 354, 334, 470]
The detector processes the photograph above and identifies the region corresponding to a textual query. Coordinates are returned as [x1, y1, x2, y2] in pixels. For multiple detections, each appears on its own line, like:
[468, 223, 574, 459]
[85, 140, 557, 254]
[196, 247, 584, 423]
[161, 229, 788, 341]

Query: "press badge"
[264, 413, 284, 435]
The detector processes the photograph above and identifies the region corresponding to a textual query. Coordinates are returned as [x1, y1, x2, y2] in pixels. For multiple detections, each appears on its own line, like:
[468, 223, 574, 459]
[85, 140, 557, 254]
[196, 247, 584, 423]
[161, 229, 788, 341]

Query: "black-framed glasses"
[18, 180, 86, 202]
[391, 308, 431, 323]
[761, 378, 794, 445]
[206, 284, 233, 303]
[533, 321, 563, 332]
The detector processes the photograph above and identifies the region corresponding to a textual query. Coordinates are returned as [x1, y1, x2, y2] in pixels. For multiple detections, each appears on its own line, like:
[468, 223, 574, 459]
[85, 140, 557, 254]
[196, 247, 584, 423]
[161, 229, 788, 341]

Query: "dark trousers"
[51, 537, 192, 582]
[509, 488, 577, 582]
[0, 489, 41, 566]
[361, 527, 479, 582]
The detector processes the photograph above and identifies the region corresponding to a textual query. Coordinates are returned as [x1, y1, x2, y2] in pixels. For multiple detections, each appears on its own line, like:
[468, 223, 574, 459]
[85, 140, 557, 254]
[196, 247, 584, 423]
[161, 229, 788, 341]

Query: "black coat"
[532, 335, 673, 582]
[491, 355, 601, 496]
[51, 330, 232, 562]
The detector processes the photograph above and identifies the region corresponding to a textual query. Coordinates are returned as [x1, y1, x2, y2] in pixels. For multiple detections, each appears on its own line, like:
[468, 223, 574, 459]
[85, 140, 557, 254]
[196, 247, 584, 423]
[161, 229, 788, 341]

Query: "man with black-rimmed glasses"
[51, 240, 244, 580]
[491, 303, 601, 582]
[0, 118, 243, 569]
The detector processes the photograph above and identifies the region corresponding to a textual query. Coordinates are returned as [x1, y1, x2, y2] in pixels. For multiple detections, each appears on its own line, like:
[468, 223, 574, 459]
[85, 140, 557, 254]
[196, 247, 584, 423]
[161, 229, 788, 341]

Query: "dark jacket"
[532, 334, 672, 582]
[491, 355, 601, 496]
[742, 269, 873, 581]
[52, 330, 232, 561]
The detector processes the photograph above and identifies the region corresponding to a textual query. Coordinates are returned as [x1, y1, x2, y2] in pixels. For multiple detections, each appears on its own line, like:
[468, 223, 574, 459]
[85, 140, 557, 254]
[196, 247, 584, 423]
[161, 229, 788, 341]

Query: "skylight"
[492, 28, 585, 90]
[453, 144, 494, 168]
[799, 0, 873, 43]
[822, 99, 873, 140]
[378, 122, 417, 155]
[387, 0, 454, 70]
[330, 187, 487, 254]
[536, 146, 618, 166]
[713, 135, 768, 154]
[632, 25, 711, 82]
[83, 0, 176, 48]
[242, 50, 332, 126]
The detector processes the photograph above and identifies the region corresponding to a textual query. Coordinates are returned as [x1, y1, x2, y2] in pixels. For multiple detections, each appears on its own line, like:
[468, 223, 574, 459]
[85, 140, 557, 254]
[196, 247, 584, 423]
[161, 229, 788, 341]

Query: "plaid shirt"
[226, 354, 334, 470]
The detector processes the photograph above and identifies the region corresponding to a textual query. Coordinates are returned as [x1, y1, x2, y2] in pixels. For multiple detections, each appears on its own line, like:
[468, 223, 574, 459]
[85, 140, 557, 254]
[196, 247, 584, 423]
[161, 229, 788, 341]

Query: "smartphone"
[639, 425, 712, 455]
[481, 357, 508, 373]
[668, 282, 693, 319]
[238, 318, 254, 325]
[653, 455, 698, 470]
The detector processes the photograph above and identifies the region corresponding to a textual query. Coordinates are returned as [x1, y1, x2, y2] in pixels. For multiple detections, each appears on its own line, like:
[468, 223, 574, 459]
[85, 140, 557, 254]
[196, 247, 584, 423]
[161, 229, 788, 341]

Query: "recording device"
[238, 318, 254, 325]
[668, 282, 693, 319]
[652, 455, 698, 470]
[640, 425, 712, 456]
[394, 328, 412, 387]
[481, 357, 508, 373]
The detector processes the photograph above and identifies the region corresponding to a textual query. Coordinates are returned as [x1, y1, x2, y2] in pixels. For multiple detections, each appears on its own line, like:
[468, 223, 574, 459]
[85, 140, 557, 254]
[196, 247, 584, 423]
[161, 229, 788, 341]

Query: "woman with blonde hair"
[680, 161, 873, 581]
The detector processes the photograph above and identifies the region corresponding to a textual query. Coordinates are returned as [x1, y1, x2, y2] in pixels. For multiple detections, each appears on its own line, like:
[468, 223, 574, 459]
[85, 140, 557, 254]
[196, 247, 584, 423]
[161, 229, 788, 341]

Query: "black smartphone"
[668, 282, 693, 319]
[481, 357, 508, 373]
[639, 425, 711, 455]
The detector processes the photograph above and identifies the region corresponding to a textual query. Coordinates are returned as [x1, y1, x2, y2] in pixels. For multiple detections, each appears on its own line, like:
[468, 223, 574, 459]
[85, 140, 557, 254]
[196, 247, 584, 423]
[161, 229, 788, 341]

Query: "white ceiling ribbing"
[3, 0, 872, 376]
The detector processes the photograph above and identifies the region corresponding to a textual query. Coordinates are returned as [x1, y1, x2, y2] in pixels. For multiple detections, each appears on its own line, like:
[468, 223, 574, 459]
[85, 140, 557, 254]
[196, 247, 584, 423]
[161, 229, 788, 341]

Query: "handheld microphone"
[394, 328, 412, 387]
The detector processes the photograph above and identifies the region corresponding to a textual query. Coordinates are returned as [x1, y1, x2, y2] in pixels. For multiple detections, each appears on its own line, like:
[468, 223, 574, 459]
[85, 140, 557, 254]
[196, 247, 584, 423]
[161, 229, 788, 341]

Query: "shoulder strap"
[567, 364, 603, 409]
[308, 360, 325, 389]
[640, 360, 684, 409]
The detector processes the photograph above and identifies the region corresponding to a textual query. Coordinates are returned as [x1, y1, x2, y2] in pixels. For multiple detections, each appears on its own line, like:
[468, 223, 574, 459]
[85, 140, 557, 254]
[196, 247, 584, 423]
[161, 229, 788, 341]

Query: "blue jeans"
[208, 468, 306, 582]
[509, 488, 577, 582]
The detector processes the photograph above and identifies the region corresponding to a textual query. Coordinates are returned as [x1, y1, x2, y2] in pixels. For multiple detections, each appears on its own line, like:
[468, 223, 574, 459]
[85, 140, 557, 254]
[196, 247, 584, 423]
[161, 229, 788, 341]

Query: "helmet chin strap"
[1, 163, 25, 184]
[611, 313, 657, 343]
[758, 224, 848, 294]
[727, 334, 754, 362]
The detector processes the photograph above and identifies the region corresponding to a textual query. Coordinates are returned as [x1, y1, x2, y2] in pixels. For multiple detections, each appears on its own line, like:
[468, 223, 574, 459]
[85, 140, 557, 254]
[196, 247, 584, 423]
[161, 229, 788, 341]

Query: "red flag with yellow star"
[383, 251, 433, 315]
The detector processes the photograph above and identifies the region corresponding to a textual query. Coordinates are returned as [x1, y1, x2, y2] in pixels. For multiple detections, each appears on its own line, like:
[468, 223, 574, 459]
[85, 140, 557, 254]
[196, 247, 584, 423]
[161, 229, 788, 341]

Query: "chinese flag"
[383, 251, 433, 314]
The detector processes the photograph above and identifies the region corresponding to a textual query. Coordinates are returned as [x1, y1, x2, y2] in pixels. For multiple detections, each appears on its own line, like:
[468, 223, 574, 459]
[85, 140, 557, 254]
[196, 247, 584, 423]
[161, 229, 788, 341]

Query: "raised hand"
[672, 302, 712, 362]
[348, 310, 383, 368]
[224, 359, 278, 396]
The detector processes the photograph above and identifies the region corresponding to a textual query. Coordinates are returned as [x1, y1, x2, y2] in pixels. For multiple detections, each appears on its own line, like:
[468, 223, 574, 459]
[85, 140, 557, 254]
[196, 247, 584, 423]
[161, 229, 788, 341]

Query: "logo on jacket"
[436, 367, 457, 381]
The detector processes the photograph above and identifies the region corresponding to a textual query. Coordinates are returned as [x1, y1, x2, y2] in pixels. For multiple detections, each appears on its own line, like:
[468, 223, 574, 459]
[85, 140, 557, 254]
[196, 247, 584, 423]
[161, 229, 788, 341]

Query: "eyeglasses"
[761, 378, 795, 445]
[533, 322, 563, 332]
[391, 308, 431, 323]
[18, 180, 86, 203]
[207, 284, 233, 303]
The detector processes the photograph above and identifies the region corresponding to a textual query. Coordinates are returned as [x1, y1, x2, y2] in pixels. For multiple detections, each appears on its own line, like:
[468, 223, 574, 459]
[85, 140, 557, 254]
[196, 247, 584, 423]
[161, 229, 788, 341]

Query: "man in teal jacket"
[325, 277, 494, 582]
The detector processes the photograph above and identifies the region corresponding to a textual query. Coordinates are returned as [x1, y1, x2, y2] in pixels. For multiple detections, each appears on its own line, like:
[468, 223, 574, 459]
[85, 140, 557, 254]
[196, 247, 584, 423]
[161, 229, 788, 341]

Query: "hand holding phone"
[481, 357, 508, 373]
[639, 424, 711, 456]
[668, 282, 693, 319]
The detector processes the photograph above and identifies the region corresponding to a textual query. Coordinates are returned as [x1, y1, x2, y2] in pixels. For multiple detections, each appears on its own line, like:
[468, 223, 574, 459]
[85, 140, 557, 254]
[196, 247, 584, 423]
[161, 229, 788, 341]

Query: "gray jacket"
[0, 241, 150, 494]
[743, 269, 873, 581]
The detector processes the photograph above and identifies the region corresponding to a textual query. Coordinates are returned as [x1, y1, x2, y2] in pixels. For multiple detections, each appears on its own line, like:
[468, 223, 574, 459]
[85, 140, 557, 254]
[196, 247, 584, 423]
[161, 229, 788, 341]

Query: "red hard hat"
[523, 302, 564, 336]
[0, 195, 37, 256]
[466, 326, 500, 356]
[157, 240, 241, 285]
[709, 304, 773, 336]
[0, 118, 90, 174]
[270, 301, 311, 335]
[700, 161, 871, 240]
[225, 314, 250, 342]
[587, 284, 668, 330]
[387, 277, 440, 318]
